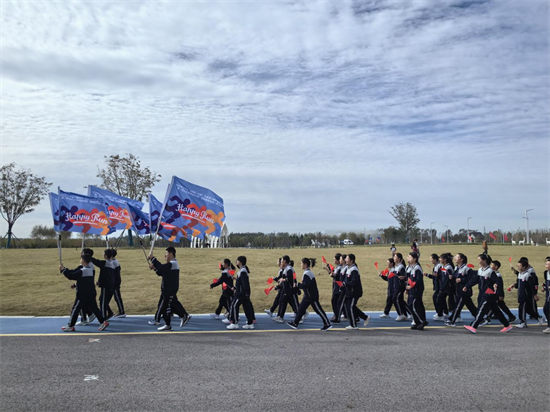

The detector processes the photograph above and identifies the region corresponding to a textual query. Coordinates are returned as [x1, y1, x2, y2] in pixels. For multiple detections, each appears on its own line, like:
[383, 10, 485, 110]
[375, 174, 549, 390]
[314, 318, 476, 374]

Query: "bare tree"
[0, 163, 52, 248]
[96, 154, 161, 245]
[388, 202, 420, 239]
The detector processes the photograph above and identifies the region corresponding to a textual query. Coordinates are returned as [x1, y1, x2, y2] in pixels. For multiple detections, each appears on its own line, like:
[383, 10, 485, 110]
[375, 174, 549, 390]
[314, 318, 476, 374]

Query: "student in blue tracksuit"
[226, 256, 255, 330]
[59, 254, 109, 332]
[287, 258, 332, 331]
[425, 254, 446, 321]
[463, 254, 513, 334]
[393, 253, 409, 321]
[91, 249, 116, 321]
[542, 257, 550, 334]
[379, 258, 400, 318]
[274, 255, 300, 323]
[445, 253, 477, 327]
[148, 247, 191, 331]
[435, 253, 453, 321]
[509, 257, 541, 321]
[326, 253, 343, 322]
[508, 257, 540, 328]
[342, 254, 371, 330]
[406, 252, 427, 330]
[111, 249, 126, 318]
[210, 259, 235, 319]
[265, 258, 283, 317]
[337, 254, 348, 322]
[489, 260, 516, 323]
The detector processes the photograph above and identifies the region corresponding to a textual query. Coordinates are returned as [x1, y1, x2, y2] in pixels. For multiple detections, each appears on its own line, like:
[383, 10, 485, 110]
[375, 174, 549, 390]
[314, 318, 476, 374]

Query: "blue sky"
[1, 0, 548, 237]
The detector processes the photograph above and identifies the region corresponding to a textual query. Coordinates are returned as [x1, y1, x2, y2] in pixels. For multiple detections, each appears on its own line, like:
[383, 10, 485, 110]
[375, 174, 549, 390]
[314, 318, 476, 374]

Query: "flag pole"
[134, 230, 150, 264]
[114, 229, 126, 249]
[149, 180, 173, 256]
[56, 232, 63, 265]
[81, 233, 85, 250]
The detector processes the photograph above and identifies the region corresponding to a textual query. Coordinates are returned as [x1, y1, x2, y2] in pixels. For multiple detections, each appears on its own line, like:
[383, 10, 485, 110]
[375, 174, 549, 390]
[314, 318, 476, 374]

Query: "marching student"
[264, 258, 284, 317]
[439, 253, 455, 320]
[75, 248, 96, 326]
[406, 252, 427, 330]
[225, 256, 255, 330]
[342, 254, 371, 330]
[379, 258, 398, 318]
[59, 254, 109, 332]
[91, 249, 116, 321]
[445, 253, 477, 327]
[425, 254, 445, 321]
[490, 260, 516, 323]
[274, 255, 300, 323]
[510, 257, 542, 322]
[148, 247, 191, 331]
[111, 249, 126, 318]
[463, 254, 513, 334]
[393, 253, 409, 321]
[287, 258, 332, 331]
[542, 257, 550, 334]
[337, 254, 348, 322]
[210, 259, 235, 319]
[326, 253, 344, 323]
[508, 257, 541, 328]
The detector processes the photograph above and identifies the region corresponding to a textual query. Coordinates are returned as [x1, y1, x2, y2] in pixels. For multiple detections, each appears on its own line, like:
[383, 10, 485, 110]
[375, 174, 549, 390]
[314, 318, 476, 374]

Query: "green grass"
[0, 245, 548, 316]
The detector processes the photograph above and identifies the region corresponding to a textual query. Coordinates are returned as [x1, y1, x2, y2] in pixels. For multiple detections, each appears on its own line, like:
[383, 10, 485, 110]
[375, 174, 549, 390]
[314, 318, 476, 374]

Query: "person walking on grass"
[287, 258, 332, 331]
[59, 254, 109, 332]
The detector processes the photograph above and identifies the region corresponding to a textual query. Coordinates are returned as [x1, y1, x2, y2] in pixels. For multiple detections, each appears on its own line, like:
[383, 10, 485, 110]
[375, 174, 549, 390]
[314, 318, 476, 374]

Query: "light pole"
[467, 217, 473, 243]
[430, 222, 435, 244]
[444, 225, 449, 243]
[524, 209, 534, 243]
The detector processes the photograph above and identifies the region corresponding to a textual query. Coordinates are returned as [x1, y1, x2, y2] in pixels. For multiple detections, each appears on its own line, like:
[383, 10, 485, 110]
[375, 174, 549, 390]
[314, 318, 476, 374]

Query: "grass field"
[0, 244, 548, 316]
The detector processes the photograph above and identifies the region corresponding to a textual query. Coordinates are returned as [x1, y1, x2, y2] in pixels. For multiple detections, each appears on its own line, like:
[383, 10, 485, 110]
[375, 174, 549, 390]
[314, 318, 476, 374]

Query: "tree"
[0, 163, 52, 248]
[30, 225, 71, 240]
[96, 154, 161, 246]
[388, 202, 420, 239]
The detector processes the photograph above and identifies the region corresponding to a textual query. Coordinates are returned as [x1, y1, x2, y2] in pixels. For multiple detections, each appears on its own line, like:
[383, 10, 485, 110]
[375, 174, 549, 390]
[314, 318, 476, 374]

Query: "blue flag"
[127, 203, 150, 236]
[58, 189, 113, 235]
[88, 186, 142, 232]
[162, 176, 225, 240]
[48, 192, 61, 232]
[88, 186, 144, 209]
[149, 194, 185, 242]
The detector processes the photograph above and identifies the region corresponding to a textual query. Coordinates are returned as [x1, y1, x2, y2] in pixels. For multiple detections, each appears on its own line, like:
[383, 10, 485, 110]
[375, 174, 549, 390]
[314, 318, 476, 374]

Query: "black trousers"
[215, 295, 232, 315]
[344, 296, 367, 328]
[295, 296, 331, 326]
[518, 298, 540, 323]
[409, 295, 426, 325]
[498, 300, 514, 319]
[69, 296, 104, 327]
[332, 291, 346, 320]
[159, 294, 188, 326]
[277, 293, 299, 318]
[383, 294, 393, 315]
[394, 290, 408, 316]
[544, 297, 549, 327]
[229, 295, 254, 325]
[113, 288, 125, 315]
[472, 300, 509, 328]
[99, 287, 114, 319]
[269, 289, 283, 313]
[450, 295, 477, 323]
[436, 292, 449, 316]
[448, 284, 456, 313]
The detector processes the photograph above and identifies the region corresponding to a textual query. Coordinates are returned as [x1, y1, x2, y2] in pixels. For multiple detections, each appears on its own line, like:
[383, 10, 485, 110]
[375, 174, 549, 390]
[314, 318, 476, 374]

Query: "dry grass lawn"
[1, 244, 548, 316]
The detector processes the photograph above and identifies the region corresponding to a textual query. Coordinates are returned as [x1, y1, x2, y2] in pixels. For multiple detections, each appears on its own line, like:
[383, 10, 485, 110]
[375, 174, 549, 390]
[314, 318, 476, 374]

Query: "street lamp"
[467, 217, 473, 243]
[524, 209, 534, 243]
[430, 222, 435, 244]
[444, 225, 449, 243]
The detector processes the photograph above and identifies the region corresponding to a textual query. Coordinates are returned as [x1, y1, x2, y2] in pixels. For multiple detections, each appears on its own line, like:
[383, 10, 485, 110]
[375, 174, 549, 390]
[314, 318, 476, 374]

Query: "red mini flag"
[212, 278, 218, 284]
[382, 268, 389, 276]
[335, 281, 343, 287]
[485, 287, 496, 295]
[218, 262, 223, 269]
[222, 282, 228, 290]
[267, 277, 274, 285]
[441, 267, 447, 272]
[508, 257, 512, 263]
[322, 256, 328, 265]
[467, 264, 475, 268]
[374, 262, 379, 270]
[407, 279, 416, 288]
[228, 269, 236, 276]
[264, 285, 275, 295]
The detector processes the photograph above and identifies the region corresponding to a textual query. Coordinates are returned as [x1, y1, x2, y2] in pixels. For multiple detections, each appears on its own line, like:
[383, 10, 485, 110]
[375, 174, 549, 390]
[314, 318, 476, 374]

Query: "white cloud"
[1, 0, 548, 238]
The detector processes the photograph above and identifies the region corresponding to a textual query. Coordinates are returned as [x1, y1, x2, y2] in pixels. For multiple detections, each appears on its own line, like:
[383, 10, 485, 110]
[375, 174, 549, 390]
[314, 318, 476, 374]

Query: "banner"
[127, 203, 150, 236]
[58, 189, 112, 235]
[162, 176, 225, 239]
[48, 192, 61, 232]
[149, 194, 185, 242]
[88, 186, 138, 231]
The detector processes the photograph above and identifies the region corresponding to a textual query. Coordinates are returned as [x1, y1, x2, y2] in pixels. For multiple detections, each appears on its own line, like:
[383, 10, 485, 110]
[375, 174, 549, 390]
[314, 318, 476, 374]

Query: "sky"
[1, 0, 549, 238]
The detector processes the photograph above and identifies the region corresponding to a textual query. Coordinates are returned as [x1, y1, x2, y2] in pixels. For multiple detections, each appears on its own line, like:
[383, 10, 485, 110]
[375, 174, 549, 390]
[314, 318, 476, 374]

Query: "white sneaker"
[227, 323, 239, 330]
[432, 314, 438, 319]
[345, 325, 358, 330]
[242, 324, 255, 330]
[480, 320, 491, 327]
[407, 315, 412, 321]
[298, 319, 304, 324]
[273, 317, 284, 323]
[379, 314, 390, 318]
[114, 313, 126, 318]
[148, 320, 160, 326]
[538, 318, 544, 326]
[264, 309, 272, 316]
[411, 322, 417, 326]
[210, 313, 220, 319]
[222, 318, 231, 324]
[433, 315, 446, 322]
[363, 316, 371, 327]
[443, 314, 450, 321]
[272, 312, 278, 318]
[516, 323, 527, 328]
[75, 320, 89, 326]
[158, 325, 172, 331]
[543, 327, 550, 334]
[395, 315, 407, 322]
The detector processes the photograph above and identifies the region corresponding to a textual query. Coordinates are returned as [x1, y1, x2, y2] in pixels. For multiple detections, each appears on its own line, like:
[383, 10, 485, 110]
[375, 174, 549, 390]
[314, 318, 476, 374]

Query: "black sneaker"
[417, 321, 428, 330]
[321, 324, 332, 331]
[180, 315, 192, 328]
[411, 324, 418, 330]
[286, 321, 298, 330]
[508, 316, 517, 323]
